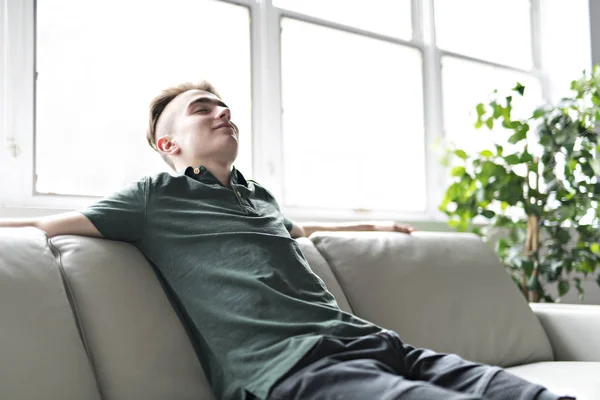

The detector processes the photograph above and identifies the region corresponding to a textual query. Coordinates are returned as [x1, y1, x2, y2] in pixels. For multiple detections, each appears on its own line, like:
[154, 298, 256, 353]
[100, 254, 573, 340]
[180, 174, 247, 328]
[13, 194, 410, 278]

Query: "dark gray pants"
[268, 331, 569, 400]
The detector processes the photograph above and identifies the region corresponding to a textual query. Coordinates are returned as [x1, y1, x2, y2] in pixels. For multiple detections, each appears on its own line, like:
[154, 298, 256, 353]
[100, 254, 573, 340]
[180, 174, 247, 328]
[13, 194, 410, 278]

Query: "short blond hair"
[147, 81, 222, 170]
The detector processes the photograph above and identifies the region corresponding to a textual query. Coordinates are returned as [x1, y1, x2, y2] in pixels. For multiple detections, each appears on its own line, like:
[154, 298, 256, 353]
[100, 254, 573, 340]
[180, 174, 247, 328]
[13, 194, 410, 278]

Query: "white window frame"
[0, 0, 593, 222]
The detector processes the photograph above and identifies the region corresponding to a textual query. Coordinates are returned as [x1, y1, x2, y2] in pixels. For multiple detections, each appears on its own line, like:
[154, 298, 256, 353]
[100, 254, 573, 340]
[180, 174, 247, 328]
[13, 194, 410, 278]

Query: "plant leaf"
[558, 280, 570, 297]
[517, 258, 534, 276]
[527, 274, 542, 291]
[480, 150, 494, 158]
[492, 101, 503, 118]
[504, 154, 521, 165]
[556, 228, 571, 244]
[448, 219, 461, 228]
[513, 82, 525, 95]
[529, 204, 542, 216]
[481, 210, 496, 219]
[520, 151, 534, 163]
[574, 277, 584, 302]
[532, 107, 546, 118]
[507, 132, 525, 145]
[454, 149, 468, 160]
[476, 103, 486, 118]
[496, 238, 510, 253]
[451, 166, 466, 177]
[590, 159, 600, 176]
[480, 161, 497, 180]
[495, 144, 504, 156]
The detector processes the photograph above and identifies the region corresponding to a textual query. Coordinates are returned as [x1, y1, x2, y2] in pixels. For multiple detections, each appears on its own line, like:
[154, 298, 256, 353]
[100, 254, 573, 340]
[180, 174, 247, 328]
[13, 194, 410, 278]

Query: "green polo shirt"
[80, 166, 381, 400]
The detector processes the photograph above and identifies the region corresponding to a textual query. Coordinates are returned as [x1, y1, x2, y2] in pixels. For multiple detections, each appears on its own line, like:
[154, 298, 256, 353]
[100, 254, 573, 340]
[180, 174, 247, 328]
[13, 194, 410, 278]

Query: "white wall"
[590, 0, 600, 66]
[579, 0, 600, 304]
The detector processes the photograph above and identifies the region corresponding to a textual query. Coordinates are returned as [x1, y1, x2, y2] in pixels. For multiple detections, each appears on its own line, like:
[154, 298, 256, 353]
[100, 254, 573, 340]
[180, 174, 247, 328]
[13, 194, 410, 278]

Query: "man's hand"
[293, 221, 416, 238]
[366, 221, 416, 234]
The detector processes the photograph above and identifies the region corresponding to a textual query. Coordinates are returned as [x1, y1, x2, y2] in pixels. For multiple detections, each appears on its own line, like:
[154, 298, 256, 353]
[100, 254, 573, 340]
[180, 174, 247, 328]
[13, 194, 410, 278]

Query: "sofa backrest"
[0, 229, 555, 400]
[49, 235, 214, 400]
[311, 231, 554, 367]
[40, 235, 343, 400]
[0, 229, 101, 400]
[295, 237, 354, 313]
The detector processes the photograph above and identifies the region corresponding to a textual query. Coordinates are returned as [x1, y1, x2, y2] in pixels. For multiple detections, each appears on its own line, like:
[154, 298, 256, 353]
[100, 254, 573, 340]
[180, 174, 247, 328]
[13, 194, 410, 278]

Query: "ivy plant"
[439, 65, 600, 302]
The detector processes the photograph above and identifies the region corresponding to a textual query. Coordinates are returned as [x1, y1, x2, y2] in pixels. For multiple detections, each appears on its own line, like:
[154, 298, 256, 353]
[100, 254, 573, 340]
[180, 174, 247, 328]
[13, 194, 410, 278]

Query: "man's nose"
[217, 107, 231, 121]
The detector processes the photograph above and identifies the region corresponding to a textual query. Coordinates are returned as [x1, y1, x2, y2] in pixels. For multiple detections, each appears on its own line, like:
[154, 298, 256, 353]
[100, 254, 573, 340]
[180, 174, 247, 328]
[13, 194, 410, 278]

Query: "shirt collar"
[230, 166, 248, 187]
[182, 165, 248, 188]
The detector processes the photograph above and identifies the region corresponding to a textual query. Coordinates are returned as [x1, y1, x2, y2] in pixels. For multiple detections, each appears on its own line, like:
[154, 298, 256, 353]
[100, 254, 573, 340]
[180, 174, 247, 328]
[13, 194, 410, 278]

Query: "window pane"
[281, 18, 425, 212]
[442, 56, 543, 155]
[540, 0, 591, 102]
[274, 0, 412, 40]
[36, 0, 251, 196]
[435, 0, 532, 69]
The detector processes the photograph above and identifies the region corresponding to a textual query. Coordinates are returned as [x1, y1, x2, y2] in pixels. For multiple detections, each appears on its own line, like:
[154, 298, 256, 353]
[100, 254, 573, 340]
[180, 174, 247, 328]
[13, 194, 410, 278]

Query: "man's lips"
[214, 123, 233, 130]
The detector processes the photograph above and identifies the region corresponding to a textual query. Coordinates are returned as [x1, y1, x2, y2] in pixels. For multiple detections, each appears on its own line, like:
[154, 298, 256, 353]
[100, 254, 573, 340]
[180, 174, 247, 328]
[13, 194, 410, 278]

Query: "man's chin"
[218, 142, 239, 162]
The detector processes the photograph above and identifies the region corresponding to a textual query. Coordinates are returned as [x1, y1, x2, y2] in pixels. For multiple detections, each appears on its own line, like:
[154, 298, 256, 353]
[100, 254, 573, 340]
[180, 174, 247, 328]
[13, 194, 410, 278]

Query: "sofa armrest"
[530, 303, 600, 361]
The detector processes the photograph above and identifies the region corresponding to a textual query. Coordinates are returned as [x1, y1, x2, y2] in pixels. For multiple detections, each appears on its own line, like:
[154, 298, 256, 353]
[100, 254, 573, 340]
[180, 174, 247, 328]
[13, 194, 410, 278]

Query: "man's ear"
[156, 135, 180, 155]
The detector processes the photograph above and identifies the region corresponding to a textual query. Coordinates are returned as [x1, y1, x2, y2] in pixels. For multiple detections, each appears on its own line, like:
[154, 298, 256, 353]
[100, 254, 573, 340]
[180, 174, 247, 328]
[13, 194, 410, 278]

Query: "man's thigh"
[268, 358, 484, 400]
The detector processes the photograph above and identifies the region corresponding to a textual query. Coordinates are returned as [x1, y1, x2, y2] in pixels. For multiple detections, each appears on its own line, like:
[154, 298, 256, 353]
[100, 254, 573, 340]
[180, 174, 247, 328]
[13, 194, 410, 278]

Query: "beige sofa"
[1, 228, 599, 399]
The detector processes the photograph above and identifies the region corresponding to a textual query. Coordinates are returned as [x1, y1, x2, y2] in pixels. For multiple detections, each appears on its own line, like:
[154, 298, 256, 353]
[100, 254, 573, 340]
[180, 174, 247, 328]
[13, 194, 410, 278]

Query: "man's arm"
[0, 211, 102, 238]
[289, 221, 415, 239]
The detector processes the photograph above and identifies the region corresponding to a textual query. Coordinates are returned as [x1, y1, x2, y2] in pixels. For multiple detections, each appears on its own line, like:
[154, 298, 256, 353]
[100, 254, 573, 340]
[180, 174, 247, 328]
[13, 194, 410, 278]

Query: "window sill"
[0, 205, 456, 232]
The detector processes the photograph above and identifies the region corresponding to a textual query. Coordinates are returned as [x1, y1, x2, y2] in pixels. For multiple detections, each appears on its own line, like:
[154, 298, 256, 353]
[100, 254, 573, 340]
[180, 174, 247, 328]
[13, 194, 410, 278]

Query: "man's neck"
[205, 161, 233, 188]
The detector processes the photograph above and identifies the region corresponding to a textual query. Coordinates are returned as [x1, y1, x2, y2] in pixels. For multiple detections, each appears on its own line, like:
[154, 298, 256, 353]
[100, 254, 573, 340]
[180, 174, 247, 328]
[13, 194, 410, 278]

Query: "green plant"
[439, 65, 600, 302]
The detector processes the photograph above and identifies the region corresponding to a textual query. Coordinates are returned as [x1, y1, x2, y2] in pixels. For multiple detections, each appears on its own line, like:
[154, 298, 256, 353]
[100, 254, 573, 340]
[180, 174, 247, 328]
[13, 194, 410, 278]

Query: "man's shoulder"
[144, 171, 188, 189]
[247, 179, 271, 197]
[113, 172, 189, 202]
[247, 180, 283, 209]
[247, 179, 264, 190]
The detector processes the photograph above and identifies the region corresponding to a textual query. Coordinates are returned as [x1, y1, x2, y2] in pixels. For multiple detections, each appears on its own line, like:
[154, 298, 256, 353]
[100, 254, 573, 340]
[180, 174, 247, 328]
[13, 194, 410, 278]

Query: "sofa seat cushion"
[507, 362, 600, 400]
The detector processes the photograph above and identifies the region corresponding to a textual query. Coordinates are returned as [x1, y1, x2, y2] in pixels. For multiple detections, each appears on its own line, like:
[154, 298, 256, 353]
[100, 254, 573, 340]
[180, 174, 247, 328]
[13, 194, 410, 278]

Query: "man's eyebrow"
[185, 97, 229, 113]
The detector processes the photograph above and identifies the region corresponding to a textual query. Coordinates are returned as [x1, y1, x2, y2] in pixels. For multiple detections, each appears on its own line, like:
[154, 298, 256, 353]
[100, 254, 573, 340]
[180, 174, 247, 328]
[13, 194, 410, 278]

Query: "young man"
[0, 81, 571, 400]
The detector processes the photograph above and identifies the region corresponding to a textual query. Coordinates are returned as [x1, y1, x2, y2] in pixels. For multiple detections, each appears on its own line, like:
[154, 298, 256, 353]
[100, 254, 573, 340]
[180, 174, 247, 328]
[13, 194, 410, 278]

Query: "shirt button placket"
[235, 188, 256, 215]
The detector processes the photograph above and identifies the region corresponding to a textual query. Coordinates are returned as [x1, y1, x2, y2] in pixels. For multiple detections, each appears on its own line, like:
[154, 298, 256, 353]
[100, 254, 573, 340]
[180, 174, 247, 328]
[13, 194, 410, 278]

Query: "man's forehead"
[169, 89, 221, 113]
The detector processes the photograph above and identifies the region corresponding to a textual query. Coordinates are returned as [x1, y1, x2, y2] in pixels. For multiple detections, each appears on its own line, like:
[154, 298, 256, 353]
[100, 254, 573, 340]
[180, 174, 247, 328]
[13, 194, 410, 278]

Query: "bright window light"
[35, 0, 252, 196]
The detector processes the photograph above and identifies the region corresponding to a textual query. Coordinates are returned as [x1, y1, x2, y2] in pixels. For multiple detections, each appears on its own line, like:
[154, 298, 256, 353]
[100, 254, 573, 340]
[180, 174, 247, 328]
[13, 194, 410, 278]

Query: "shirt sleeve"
[79, 177, 148, 242]
[283, 217, 293, 233]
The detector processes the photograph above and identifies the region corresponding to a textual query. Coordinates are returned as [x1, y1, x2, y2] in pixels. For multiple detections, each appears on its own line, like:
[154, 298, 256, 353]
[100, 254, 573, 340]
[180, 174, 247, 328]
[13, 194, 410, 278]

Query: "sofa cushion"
[51, 235, 214, 400]
[0, 228, 101, 400]
[311, 231, 554, 367]
[507, 362, 600, 400]
[296, 237, 353, 313]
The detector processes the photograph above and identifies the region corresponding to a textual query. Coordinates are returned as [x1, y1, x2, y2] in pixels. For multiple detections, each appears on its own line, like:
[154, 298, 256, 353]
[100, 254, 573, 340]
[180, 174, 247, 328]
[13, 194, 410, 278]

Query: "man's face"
[160, 89, 239, 166]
